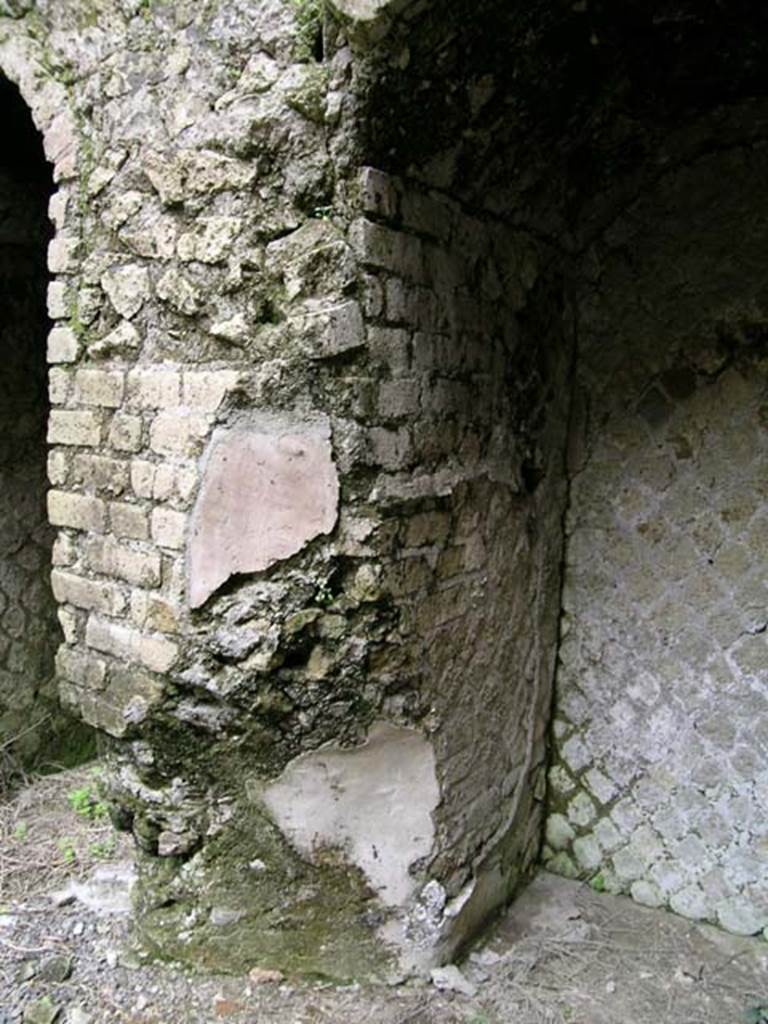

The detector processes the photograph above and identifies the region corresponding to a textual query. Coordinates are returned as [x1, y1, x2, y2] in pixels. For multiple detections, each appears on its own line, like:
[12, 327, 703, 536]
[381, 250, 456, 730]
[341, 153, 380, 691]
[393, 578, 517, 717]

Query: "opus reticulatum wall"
[545, 113, 768, 938]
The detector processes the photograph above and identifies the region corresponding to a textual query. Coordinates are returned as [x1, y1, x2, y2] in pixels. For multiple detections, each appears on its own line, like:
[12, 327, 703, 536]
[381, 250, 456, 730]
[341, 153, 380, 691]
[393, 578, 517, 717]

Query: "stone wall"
[1, 0, 404, 978]
[0, 0, 574, 977]
[545, 114, 768, 937]
[2, 0, 767, 979]
[0, 76, 61, 768]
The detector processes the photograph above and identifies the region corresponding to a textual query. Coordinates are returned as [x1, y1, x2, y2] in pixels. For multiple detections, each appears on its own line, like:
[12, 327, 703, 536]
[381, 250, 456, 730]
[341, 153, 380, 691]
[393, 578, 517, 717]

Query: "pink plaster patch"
[188, 420, 339, 608]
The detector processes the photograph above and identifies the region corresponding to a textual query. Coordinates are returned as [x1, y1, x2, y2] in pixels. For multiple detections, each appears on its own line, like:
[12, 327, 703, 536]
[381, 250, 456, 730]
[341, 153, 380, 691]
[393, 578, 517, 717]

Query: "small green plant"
[744, 1005, 768, 1024]
[311, 205, 334, 220]
[315, 582, 334, 607]
[89, 836, 116, 860]
[57, 837, 77, 865]
[68, 786, 92, 815]
[290, 0, 325, 61]
[67, 785, 109, 820]
[13, 821, 28, 841]
[590, 872, 606, 892]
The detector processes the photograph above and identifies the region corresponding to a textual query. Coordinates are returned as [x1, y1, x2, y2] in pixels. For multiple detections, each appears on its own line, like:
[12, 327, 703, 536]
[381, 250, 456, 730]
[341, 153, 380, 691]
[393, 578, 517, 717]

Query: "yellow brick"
[47, 490, 106, 532]
[51, 569, 125, 615]
[75, 368, 125, 407]
[48, 410, 101, 447]
[85, 614, 178, 673]
[151, 507, 186, 549]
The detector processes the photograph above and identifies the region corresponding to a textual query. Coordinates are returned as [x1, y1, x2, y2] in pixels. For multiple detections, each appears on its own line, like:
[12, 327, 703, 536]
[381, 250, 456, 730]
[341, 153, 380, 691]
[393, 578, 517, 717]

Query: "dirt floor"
[1, 764, 767, 1023]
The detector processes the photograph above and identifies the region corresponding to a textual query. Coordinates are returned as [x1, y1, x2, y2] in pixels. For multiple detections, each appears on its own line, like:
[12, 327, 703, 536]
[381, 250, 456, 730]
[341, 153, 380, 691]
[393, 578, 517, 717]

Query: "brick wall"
[0, 0, 576, 961]
[353, 167, 573, 921]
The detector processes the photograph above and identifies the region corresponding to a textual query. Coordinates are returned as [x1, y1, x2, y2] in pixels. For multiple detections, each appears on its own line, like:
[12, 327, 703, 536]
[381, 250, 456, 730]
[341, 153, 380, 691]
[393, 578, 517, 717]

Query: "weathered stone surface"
[155, 267, 201, 315]
[430, 964, 477, 997]
[177, 217, 241, 264]
[47, 491, 106, 533]
[90, 321, 140, 359]
[84, 536, 161, 588]
[188, 419, 339, 608]
[55, 647, 107, 690]
[51, 569, 124, 616]
[101, 264, 150, 319]
[75, 369, 124, 408]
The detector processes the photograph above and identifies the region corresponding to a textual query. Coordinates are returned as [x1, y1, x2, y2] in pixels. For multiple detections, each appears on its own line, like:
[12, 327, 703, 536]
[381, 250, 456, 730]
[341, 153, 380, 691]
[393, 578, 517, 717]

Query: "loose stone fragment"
[22, 998, 60, 1024]
[66, 1008, 92, 1024]
[210, 907, 245, 926]
[430, 964, 478, 997]
[37, 954, 73, 982]
[212, 995, 245, 1018]
[248, 967, 285, 984]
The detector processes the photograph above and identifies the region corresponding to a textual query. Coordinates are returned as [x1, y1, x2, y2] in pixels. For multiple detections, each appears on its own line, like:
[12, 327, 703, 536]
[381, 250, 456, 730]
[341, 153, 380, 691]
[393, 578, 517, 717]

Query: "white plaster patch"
[262, 721, 439, 906]
[188, 418, 339, 607]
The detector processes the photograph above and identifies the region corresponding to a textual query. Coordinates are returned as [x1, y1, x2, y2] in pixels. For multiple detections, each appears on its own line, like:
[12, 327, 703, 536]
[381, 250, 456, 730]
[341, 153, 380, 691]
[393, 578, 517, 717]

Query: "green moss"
[134, 796, 395, 980]
[289, 0, 326, 62]
[67, 290, 87, 344]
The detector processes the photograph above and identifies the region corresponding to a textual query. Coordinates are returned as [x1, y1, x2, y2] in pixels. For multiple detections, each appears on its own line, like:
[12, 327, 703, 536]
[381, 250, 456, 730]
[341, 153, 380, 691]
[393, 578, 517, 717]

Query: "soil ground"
[1, 763, 766, 1023]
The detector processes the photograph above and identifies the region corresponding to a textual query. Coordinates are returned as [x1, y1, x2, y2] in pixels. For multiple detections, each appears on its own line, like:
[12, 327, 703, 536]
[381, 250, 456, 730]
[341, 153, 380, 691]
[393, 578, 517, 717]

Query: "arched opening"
[0, 76, 79, 780]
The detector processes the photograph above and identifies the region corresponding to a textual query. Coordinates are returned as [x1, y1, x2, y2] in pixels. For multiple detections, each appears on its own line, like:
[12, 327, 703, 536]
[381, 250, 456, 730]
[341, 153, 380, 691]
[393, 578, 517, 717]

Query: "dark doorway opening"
[0, 76, 91, 784]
